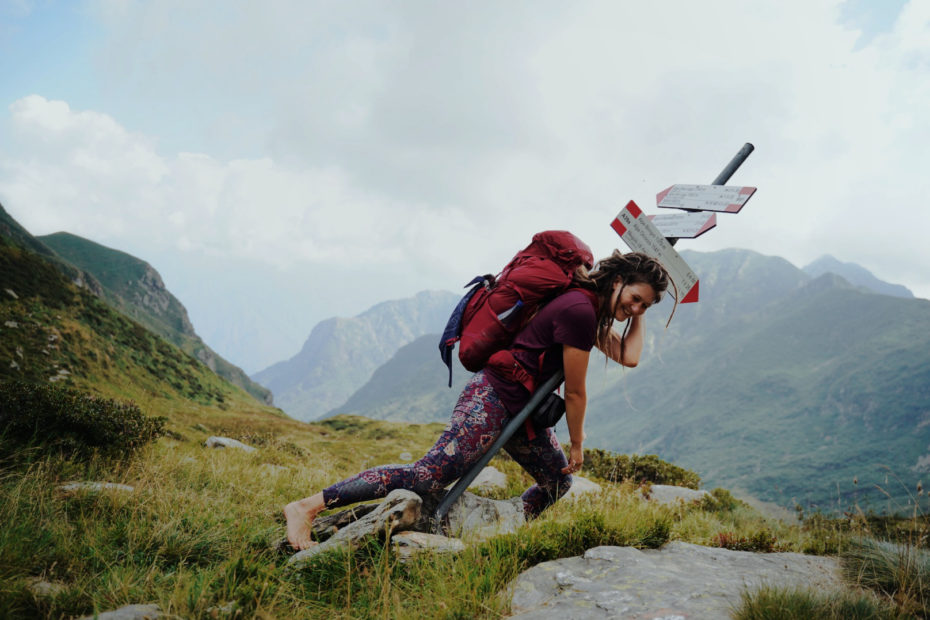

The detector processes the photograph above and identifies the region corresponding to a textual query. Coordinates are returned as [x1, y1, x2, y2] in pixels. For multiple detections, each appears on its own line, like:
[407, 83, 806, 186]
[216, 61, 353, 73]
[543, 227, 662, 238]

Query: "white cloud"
[3, 1, 930, 368]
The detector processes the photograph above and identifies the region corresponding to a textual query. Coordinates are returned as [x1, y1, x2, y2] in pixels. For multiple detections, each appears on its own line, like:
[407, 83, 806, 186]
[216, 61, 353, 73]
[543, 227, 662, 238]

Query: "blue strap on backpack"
[439, 276, 487, 387]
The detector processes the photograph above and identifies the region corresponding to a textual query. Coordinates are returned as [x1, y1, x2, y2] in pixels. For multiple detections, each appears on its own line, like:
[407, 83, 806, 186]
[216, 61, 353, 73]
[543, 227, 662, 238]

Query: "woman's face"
[611, 280, 659, 321]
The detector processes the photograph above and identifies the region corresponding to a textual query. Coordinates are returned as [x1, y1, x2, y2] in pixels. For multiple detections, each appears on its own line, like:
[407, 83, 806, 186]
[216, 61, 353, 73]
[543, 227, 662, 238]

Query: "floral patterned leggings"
[321, 371, 572, 519]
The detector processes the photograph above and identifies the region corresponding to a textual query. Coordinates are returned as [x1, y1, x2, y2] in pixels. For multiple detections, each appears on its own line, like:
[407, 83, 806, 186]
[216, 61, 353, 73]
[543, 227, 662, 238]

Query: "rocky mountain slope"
[252, 290, 459, 420]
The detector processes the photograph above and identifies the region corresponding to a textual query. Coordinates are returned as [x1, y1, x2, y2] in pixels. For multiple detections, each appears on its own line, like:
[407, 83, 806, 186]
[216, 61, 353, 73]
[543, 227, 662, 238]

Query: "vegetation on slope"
[37, 231, 272, 405]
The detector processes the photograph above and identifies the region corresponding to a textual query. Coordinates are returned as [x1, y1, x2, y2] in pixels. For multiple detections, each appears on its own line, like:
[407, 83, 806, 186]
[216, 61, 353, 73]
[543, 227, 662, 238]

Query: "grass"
[1, 390, 929, 618]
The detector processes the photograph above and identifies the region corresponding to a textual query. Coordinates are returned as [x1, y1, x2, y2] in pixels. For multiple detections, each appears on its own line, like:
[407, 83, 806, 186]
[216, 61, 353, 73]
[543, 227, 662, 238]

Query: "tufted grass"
[0, 406, 923, 619]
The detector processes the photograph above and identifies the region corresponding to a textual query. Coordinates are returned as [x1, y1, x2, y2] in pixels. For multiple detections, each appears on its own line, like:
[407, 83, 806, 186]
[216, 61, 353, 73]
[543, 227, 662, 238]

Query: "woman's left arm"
[598, 315, 646, 367]
[561, 344, 590, 474]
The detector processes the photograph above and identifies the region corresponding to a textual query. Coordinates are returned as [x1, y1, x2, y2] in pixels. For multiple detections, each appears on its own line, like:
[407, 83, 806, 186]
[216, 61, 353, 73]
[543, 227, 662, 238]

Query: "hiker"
[284, 250, 670, 550]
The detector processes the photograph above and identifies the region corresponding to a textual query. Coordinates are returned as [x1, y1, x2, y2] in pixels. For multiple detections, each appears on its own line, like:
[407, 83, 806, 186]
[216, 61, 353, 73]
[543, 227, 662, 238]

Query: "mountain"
[37, 232, 272, 405]
[252, 291, 459, 421]
[326, 249, 930, 513]
[803, 254, 914, 299]
[0, 204, 103, 297]
[325, 334, 472, 422]
[0, 231, 254, 408]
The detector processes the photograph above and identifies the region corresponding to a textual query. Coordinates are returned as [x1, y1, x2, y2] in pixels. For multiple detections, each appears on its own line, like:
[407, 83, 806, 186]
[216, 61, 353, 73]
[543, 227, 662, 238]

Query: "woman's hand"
[562, 441, 584, 475]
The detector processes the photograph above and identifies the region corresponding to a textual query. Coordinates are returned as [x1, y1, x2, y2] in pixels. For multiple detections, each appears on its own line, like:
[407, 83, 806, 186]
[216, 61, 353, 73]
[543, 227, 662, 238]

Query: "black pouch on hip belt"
[531, 392, 565, 431]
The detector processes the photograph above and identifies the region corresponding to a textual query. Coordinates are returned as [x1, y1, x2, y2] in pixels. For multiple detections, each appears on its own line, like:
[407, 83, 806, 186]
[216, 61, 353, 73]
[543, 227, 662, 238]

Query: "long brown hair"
[574, 250, 672, 353]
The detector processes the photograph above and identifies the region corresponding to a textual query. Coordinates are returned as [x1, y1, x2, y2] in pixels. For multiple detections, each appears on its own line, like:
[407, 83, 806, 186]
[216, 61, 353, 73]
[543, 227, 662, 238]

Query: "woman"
[285, 250, 670, 550]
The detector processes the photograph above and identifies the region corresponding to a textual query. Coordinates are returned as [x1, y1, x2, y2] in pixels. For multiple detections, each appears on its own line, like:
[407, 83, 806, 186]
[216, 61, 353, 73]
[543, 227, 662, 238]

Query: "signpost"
[611, 201, 701, 303]
[432, 143, 756, 533]
[656, 184, 756, 213]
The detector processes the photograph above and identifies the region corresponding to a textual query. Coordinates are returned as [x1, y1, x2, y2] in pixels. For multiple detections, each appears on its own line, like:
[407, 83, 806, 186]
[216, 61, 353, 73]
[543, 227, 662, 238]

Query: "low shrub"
[733, 585, 903, 620]
[0, 381, 165, 456]
[580, 448, 701, 489]
[842, 537, 930, 617]
[711, 529, 780, 553]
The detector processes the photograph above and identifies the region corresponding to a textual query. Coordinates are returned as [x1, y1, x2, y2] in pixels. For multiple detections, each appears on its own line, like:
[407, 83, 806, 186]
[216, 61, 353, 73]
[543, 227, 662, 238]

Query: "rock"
[563, 475, 601, 500]
[4, 320, 18, 328]
[446, 492, 525, 541]
[508, 541, 846, 619]
[77, 604, 162, 619]
[392, 531, 466, 560]
[206, 601, 238, 616]
[467, 466, 509, 493]
[205, 436, 256, 453]
[288, 489, 422, 569]
[636, 484, 711, 506]
[26, 578, 66, 597]
[261, 464, 289, 477]
[59, 482, 135, 494]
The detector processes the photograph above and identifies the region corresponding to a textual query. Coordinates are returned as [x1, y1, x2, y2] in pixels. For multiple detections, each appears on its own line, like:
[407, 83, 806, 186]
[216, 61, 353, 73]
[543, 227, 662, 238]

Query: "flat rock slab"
[638, 485, 711, 506]
[59, 482, 135, 494]
[77, 604, 162, 619]
[509, 541, 845, 619]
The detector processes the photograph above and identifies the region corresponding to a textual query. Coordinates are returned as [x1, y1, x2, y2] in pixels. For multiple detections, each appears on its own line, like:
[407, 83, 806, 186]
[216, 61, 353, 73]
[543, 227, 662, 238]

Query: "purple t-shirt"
[485, 289, 597, 414]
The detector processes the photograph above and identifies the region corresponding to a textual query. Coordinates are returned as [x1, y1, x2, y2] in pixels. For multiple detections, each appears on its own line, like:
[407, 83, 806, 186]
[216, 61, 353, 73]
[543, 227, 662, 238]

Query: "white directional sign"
[656, 184, 756, 213]
[648, 211, 717, 239]
[611, 200, 700, 303]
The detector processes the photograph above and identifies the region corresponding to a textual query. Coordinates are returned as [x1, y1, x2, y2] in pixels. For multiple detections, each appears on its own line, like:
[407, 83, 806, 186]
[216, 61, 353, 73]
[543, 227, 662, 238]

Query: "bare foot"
[284, 492, 325, 551]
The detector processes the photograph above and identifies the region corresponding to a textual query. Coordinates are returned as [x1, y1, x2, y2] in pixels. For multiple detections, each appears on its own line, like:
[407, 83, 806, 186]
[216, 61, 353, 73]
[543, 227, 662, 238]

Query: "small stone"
[5, 288, 18, 299]
[206, 601, 238, 616]
[26, 578, 66, 597]
[205, 436, 257, 453]
[4, 320, 18, 328]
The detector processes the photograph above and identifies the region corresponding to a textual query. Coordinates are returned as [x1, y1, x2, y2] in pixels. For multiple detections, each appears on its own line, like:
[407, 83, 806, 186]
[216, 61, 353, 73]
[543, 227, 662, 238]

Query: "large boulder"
[508, 541, 846, 618]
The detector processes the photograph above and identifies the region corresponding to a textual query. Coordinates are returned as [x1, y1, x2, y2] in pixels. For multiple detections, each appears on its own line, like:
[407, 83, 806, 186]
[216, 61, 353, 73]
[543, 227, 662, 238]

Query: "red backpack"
[439, 231, 594, 386]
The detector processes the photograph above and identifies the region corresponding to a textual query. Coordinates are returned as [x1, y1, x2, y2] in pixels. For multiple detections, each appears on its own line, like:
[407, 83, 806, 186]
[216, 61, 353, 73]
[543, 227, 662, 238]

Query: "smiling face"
[610, 279, 659, 321]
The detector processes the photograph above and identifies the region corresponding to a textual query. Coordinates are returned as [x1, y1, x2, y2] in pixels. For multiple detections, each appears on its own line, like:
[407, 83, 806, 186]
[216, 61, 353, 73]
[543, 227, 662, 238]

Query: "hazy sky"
[0, 0, 923, 373]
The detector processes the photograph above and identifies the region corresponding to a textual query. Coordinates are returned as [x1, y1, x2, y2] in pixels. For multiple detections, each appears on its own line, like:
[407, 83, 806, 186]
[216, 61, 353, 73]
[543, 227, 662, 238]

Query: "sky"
[0, 0, 924, 374]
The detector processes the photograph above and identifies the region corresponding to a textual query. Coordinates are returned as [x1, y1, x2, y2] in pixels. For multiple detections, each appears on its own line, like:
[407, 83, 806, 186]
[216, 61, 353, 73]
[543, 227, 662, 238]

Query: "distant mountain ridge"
[252, 290, 459, 421]
[313, 249, 930, 513]
[803, 254, 913, 299]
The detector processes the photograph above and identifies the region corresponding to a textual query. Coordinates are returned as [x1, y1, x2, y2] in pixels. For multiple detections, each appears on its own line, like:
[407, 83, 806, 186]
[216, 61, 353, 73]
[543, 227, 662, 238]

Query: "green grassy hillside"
[37, 232, 272, 405]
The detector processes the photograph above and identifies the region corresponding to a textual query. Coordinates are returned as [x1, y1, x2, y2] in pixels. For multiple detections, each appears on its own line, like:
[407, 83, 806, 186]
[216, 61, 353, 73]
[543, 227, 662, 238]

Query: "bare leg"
[284, 492, 325, 550]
